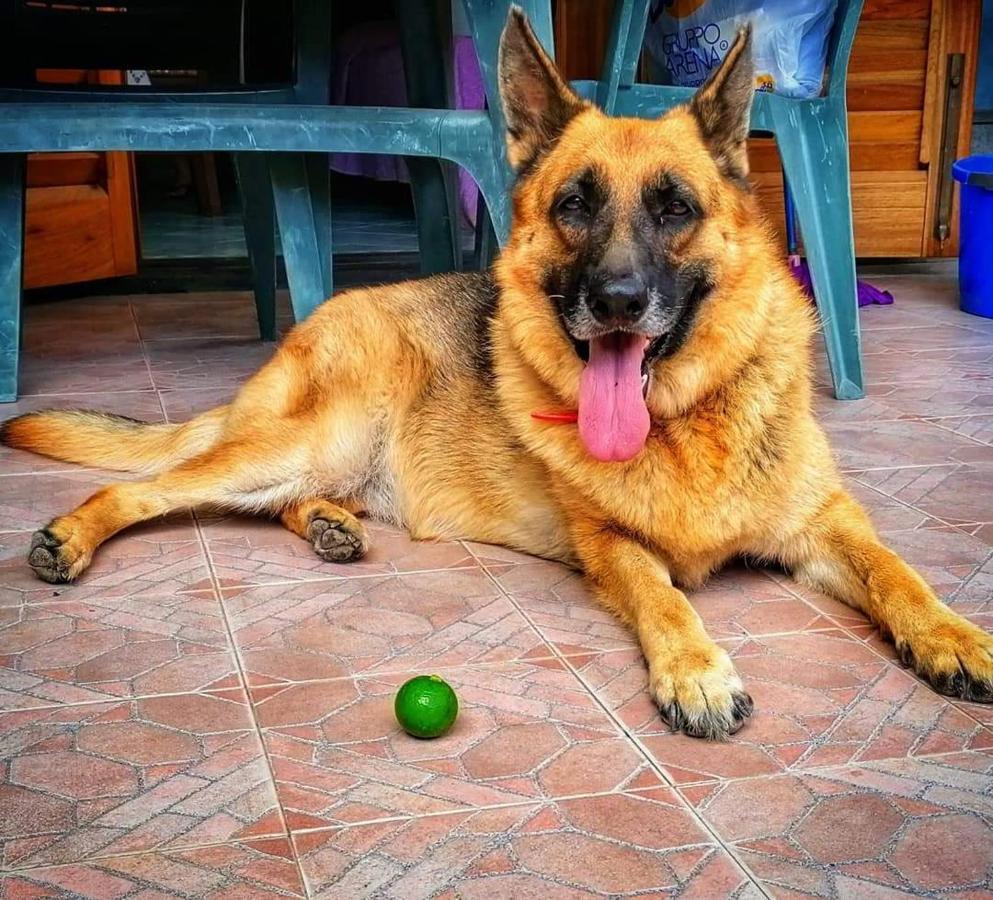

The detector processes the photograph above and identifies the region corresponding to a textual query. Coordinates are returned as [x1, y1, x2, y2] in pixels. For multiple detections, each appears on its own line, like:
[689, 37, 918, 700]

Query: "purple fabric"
[330, 22, 408, 184]
[789, 257, 894, 307]
[453, 34, 486, 226]
[329, 23, 486, 225]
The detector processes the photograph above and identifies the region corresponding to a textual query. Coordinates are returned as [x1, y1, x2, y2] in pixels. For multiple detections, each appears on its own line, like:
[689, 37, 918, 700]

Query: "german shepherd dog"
[3, 11, 992, 739]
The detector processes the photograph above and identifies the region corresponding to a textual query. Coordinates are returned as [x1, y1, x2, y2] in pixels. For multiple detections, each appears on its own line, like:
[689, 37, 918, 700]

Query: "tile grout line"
[818, 409, 993, 426]
[13, 389, 161, 399]
[459, 543, 774, 900]
[199, 562, 488, 595]
[824, 377, 993, 391]
[916, 412, 993, 425]
[911, 412, 993, 450]
[192, 511, 312, 899]
[133, 332, 268, 344]
[459, 543, 633, 745]
[860, 343, 993, 354]
[283, 787, 723, 838]
[925, 417, 993, 449]
[846, 476, 975, 531]
[0, 833, 299, 884]
[130, 300, 172, 410]
[841, 460, 991, 475]
[851, 463, 993, 535]
[850, 322, 950, 333]
[617, 742, 993, 790]
[943, 520, 993, 541]
[0, 467, 116, 481]
[154, 389, 171, 426]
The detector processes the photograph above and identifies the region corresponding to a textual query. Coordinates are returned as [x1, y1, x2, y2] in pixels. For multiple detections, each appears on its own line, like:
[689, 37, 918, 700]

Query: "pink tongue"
[578, 333, 650, 462]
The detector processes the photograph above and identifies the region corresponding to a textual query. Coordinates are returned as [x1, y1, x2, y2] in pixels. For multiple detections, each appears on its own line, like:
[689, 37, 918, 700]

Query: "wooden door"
[748, 0, 981, 258]
[24, 70, 138, 289]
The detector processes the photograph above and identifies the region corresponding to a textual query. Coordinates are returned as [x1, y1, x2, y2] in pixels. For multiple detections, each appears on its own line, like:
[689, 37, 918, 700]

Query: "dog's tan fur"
[3, 12, 991, 738]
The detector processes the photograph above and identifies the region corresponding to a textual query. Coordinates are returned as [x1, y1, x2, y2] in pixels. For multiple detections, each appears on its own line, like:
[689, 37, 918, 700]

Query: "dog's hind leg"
[279, 498, 369, 563]
[28, 437, 307, 584]
[776, 489, 993, 704]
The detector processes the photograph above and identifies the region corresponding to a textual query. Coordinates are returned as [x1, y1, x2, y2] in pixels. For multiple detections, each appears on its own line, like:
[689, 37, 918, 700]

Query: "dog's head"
[497, 9, 773, 462]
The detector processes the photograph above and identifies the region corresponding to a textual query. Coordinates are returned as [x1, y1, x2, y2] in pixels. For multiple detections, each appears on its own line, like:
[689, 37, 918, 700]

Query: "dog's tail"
[0, 406, 228, 474]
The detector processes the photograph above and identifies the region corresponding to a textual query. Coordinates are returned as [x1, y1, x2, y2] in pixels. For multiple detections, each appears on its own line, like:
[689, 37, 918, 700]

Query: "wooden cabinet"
[23, 70, 138, 289]
[554, 0, 982, 258]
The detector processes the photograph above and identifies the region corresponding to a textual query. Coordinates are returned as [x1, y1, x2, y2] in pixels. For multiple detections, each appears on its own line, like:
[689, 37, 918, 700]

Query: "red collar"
[530, 410, 578, 424]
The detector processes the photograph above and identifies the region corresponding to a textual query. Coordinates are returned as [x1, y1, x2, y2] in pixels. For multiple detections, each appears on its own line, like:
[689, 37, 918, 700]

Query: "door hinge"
[934, 52, 965, 244]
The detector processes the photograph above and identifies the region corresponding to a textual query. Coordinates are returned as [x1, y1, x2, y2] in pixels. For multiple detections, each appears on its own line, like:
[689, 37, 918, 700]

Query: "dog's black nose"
[589, 274, 648, 327]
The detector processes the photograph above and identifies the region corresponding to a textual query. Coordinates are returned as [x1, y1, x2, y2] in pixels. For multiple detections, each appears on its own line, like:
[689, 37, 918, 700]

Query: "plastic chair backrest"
[460, 0, 554, 130]
[822, 0, 864, 100]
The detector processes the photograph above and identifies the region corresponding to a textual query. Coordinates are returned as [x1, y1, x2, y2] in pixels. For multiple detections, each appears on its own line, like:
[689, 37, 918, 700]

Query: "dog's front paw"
[27, 520, 91, 584]
[895, 615, 993, 703]
[648, 643, 753, 740]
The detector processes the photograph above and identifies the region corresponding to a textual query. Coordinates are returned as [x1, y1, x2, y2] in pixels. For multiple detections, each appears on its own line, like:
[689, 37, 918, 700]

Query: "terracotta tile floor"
[1, 274, 992, 897]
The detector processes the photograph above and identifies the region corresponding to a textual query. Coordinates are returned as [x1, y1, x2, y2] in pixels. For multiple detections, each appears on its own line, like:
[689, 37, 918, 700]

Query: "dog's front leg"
[779, 490, 993, 703]
[571, 517, 753, 739]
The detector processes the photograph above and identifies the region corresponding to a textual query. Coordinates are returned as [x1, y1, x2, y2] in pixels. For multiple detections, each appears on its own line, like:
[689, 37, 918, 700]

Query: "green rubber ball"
[394, 674, 459, 739]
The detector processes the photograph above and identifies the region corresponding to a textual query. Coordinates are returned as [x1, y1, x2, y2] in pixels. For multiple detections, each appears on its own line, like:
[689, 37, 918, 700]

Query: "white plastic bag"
[644, 0, 838, 99]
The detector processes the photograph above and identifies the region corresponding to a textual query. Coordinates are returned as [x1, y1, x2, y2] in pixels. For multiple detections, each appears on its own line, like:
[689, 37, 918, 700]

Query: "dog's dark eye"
[663, 199, 690, 217]
[558, 194, 589, 215]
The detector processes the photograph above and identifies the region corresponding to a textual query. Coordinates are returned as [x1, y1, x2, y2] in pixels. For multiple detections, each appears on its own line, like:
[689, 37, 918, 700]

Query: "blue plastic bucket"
[952, 155, 993, 319]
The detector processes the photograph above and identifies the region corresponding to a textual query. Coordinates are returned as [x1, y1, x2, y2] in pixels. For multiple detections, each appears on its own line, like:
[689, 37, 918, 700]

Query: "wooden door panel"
[862, 0, 930, 18]
[105, 151, 139, 277]
[851, 19, 929, 49]
[847, 82, 927, 113]
[23, 70, 138, 289]
[24, 185, 121, 288]
[753, 171, 927, 257]
[27, 152, 104, 188]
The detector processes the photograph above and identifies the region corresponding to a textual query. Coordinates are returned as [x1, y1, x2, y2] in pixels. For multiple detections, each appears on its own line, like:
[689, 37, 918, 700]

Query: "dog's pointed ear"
[498, 6, 587, 172]
[689, 25, 754, 182]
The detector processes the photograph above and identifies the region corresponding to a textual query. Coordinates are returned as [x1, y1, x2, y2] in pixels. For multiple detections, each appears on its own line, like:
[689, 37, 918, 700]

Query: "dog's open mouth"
[573, 332, 655, 463]
[572, 335, 662, 398]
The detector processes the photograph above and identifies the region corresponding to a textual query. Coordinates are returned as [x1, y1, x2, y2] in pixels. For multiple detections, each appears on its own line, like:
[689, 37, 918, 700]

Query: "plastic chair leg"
[598, 0, 651, 113]
[774, 105, 864, 400]
[235, 153, 278, 341]
[472, 190, 498, 269]
[0, 154, 24, 403]
[304, 153, 333, 298]
[408, 158, 461, 274]
[458, 147, 512, 247]
[461, 0, 551, 234]
[269, 152, 332, 322]
[396, 0, 461, 274]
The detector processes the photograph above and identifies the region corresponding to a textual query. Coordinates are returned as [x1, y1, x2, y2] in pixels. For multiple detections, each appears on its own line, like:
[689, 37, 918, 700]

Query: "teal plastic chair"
[564, 0, 866, 400]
